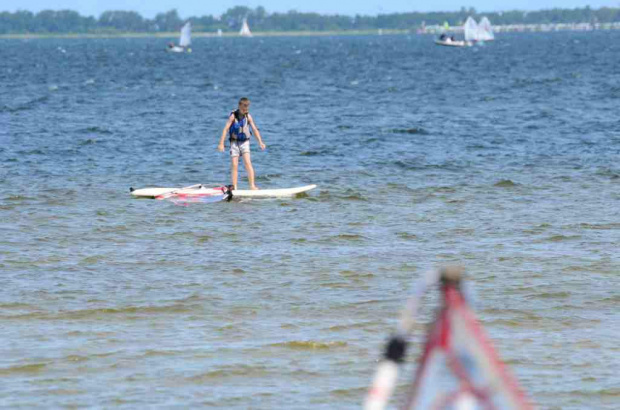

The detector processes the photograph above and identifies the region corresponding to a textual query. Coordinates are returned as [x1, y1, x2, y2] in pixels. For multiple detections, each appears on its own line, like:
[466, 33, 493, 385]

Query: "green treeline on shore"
[1, 6, 620, 34]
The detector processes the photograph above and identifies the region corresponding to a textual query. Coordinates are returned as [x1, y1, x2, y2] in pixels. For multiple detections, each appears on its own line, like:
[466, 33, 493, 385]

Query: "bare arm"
[218, 115, 235, 151]
[248, 114, 266, 150]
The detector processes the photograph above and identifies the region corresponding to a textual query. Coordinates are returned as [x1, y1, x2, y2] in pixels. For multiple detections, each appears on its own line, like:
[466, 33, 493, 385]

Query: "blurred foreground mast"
[365, 267, 532, 410]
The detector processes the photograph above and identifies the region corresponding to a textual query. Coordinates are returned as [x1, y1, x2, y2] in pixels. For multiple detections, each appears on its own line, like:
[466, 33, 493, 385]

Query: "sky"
[4, 1, 620, 18]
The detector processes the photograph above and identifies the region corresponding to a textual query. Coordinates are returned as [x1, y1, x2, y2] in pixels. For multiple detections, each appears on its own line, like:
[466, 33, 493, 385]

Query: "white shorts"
[230, 140, 250, 158]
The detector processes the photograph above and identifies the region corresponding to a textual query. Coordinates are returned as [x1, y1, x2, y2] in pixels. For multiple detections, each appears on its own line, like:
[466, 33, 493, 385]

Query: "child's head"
[238, 97, 250, 115]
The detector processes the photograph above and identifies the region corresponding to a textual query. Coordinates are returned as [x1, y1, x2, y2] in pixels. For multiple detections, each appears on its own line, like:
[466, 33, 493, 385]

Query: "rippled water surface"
[1, 32, 619, 408]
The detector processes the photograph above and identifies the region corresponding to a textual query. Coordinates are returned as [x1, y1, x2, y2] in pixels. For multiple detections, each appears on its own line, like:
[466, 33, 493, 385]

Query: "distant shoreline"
[0, 30, 407, 40]
[1, 23, 619, 40]
[421, 21, 620, 34]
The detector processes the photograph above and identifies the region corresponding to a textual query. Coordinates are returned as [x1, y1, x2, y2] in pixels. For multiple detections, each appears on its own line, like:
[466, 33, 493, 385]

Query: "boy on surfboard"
[217, 97, 266, 190]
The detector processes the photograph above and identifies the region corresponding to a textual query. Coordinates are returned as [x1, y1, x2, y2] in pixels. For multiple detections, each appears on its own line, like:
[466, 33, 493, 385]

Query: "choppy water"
[1, 31, 619, 408]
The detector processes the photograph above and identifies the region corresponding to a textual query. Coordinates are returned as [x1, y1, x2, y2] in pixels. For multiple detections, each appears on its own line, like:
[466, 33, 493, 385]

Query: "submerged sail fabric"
[463, 17, 479, 42]
[170, 193, 228, 205]
[154, 186, 231, 202]
[404, 285, 531, 410]
[179, 22, 191, 47]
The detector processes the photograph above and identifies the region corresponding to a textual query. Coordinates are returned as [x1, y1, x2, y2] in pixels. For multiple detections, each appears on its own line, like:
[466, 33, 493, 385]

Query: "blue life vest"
[228, 110, 253, 143]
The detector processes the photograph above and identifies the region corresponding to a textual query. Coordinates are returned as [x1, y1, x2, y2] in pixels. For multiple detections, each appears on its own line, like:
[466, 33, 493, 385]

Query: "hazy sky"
[5, 1, 619, 18]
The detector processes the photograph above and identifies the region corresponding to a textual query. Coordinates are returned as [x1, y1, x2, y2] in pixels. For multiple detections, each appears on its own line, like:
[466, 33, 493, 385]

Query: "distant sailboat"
[435, 16, 494, 48]
[167, 21, 192, 53]
[435, 16, 480, 47]
[463, 16, 479, 43]
[477, 17, 495, 41]
[434, 34, 470, 47]
[239, 18, 252, 37]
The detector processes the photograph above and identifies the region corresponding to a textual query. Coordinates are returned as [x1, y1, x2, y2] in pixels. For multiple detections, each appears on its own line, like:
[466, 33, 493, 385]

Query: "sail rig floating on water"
[364, 267, 532, 410]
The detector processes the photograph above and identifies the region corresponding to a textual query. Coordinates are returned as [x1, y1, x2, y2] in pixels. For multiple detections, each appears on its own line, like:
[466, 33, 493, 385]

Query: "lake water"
[1, 31, 619, 409]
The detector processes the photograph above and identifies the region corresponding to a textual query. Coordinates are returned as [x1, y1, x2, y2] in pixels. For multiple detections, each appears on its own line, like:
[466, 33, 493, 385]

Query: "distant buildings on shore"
[420, 21, 620, 34]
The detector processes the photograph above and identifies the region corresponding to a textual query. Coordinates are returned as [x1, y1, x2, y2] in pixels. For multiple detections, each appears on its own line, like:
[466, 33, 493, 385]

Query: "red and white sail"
[365, 268, 532, 410]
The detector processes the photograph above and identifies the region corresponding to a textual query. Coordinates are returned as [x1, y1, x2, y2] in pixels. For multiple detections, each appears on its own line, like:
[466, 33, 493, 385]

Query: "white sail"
[477, 17, 495, 41]
[179, 22, 191, 47]
[463, 16, 479, 42]
[239, 18, 252, 37]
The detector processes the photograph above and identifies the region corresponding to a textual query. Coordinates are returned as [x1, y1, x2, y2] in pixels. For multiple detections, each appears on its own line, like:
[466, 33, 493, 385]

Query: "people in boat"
[168, 42, 174, 49]
[217, 97, 267, 190]
[439, 33, 447, 41]
[450, 35, 456, 41]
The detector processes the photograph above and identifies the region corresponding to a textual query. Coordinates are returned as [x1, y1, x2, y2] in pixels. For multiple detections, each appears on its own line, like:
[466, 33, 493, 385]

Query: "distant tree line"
[1, 6, 619, 34]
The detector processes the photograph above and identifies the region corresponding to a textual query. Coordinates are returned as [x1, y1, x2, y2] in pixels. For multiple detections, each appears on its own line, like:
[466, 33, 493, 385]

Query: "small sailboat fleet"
[239, 18, 252, 37]
[163, 17, 255, 47]
[463, 16, 480, 45]
[435, 16, 494, 47]
[167, 21, 192, 53]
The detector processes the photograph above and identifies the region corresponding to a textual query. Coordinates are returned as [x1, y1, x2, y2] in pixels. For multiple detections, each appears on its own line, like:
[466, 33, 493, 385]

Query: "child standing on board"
[217, 97, 266, 190]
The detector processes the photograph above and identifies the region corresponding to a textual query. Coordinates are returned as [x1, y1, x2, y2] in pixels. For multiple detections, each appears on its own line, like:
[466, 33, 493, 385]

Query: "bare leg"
[231, 156, 239, 190]
[241, 152, 258, 190]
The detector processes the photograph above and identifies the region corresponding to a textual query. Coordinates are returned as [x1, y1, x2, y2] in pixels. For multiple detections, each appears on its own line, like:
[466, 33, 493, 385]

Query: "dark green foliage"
[0, 6, 619, 34]
[99, 11, 146, 32]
